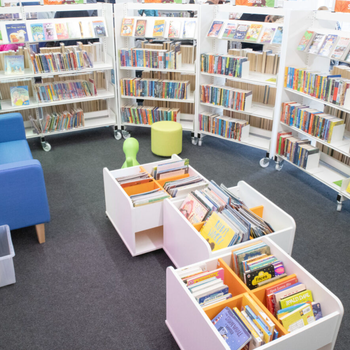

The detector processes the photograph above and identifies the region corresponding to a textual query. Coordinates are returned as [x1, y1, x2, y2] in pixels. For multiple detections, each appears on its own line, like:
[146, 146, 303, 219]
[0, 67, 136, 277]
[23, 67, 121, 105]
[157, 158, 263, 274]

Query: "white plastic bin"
[0, 225, 16, 287]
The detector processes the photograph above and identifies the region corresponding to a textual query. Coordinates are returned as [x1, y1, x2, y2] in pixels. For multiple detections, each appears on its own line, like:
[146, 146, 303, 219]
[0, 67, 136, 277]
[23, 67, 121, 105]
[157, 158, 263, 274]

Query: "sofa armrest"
[0, 113, 26, 143]
[0, 159, 50, 231]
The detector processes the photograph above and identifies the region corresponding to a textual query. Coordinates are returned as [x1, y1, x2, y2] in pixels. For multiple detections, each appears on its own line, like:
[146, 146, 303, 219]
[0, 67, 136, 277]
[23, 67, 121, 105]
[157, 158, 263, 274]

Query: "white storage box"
[0, 225, 16, 288]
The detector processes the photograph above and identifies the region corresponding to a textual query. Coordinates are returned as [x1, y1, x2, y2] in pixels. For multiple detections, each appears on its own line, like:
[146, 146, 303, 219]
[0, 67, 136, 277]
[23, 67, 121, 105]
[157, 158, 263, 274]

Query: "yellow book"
[284, 66, 288, 87]
[153, 20, 165, 37]
[253, 318, 271, 344]
[346, 182, 350, 193]
[280, 304, 315, 333]
[280, 289, 313, 309]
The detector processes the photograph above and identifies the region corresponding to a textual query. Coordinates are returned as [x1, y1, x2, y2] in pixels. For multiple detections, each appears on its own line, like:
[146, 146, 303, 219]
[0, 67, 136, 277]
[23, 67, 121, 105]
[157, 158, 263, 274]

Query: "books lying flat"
[115, 171, 150, 186]
[163, 176, 207, 198]
[129, 188, 170, 207]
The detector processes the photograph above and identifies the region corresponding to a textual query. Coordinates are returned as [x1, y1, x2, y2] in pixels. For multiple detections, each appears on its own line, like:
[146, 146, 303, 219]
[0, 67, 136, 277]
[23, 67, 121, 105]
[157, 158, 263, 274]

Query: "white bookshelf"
[114, 2, 200, 137]
[0, 3, 118, 151]
[276, 9, 350, 210]
[166, 236, 343, 350]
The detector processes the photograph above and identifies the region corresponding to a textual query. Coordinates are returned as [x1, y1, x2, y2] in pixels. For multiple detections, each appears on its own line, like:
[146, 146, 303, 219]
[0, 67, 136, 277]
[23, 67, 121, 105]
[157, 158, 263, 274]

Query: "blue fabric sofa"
[0, 113, 50, 243]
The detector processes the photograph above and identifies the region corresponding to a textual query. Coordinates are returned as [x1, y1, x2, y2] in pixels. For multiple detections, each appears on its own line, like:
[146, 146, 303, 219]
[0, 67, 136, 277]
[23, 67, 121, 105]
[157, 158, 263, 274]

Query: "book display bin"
[166, 236, 344, 350]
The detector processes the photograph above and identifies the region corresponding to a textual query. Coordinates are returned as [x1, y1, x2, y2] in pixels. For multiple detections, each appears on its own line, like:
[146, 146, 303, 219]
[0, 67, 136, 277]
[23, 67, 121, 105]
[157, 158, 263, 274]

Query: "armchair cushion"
[0, 140, 33, 164]
[0, 113, 26, 143]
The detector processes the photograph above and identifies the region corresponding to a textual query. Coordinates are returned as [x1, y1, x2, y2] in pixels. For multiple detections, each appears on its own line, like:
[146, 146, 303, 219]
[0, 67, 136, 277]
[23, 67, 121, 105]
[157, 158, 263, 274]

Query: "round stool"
[151, 121, 182, 156]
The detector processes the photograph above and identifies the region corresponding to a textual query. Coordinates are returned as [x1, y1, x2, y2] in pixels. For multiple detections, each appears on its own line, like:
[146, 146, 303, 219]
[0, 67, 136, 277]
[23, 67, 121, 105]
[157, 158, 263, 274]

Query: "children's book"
[331, 37, 350, 60]
[308, 33, 326, 55]
[153, 19, 165, 37]
[55, 23, 69, 40]
[168, 20, 181, 38]
[245, 23, 263, 42]
[43, 23, 56, 40]
[318, 34, 338, 57]
[92, 20, 106, 37]
[79, 20, 94, 38]
[312, 302, 323, 321]
[297, 30, 315, 51]
[271, 26, 283, 44]
[260, 27, 276, 44]
[183, 20, 196, 38]
[6, 23, 29, 43]
[10, 86, 30, 106]
[135, 19, 147, 37]
[207, 20, 224, 38]
[30, 23, 45, 41]
[279, 289, 313, 309]
[280, 304, 315, 332]
[236, 0, 275, 5]
[222, 23, 237, 40]
[121, 18, 134, 37]
[179, 193, 210, 224]
[67, 22, 82, 39]
[187, 268, 225, 287]
[211, 307, 252, 350]
[233, 24, 250, 40]
[5, 55, 24, 75]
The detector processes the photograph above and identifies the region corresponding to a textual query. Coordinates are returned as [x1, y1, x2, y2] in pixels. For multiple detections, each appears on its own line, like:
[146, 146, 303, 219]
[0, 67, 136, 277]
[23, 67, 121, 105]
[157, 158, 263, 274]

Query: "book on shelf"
[331, 37, 350, 60]
[129, 188, 170, 207]
[4, 55, 24, 75]
[29, 115, 41, 135]
[207, 21, 224, 38]
[234, 24, 250, 40]
[10, 86, 29, 106]
[30, 23, 45, 42]
[135, 19, 147, 37]
[41, 109, 85, 133]
[67, 22, 82, 40]
[222, 23, 237, 40]
[334, 0, 350, 12]
[179, 193, 211, 224]
[55, 23, 69, 40]
[153, 20, 166, 37]
[271, 26, 283, 45]
[168, 20, 181, 39]
[183, 20, 196, 39]
[318, 34, 338, 58]
[6, 23, 28, 43]
[151, 158, 189, 179]
[260, 27, 276, 44]
[163, 176, 207, 198]
[43, 23, 56, 40]
[121, 18, 134, 37]
[92, 20, 106, 38]
[236, 0, 276, 6]
[296, 30, 315, 52]
[115, 171, 151, 186]
[308, 33, 326, 55]
[245, 24, 263, 42]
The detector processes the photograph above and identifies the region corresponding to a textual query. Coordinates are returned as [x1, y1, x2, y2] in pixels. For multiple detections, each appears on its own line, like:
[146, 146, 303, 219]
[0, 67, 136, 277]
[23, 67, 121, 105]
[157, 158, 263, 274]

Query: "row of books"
[284, 67, 350, 107]
[276, 133, 320, 169]
[0, 13, 20, 21]
[297, 30, 350, 61]
[121, 18, 196, 39]
[198, 112, 248, 141]
[281, 101, 344, 143]
[200, 84, 252, 111]
[121, 106, 180, 125]
[2, 19, 106, 45]
[207, 21, 283, 45]
[120, 78, 190, 100]
[34, 80, 95, 103]
[200, 53, 248, 78]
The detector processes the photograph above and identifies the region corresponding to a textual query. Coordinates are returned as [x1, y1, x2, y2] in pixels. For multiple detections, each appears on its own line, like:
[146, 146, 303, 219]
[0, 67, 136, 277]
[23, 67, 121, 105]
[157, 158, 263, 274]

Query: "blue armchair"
[0, 113, 50, 243]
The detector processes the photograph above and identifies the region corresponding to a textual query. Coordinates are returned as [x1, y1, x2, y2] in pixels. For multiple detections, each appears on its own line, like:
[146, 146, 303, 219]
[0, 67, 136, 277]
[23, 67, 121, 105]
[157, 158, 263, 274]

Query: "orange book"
[335, 0, 350, 12]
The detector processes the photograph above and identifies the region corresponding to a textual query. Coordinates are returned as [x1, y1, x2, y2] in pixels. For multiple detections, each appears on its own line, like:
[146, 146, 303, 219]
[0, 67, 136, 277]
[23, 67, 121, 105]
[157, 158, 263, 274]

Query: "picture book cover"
[200, 212, 237, 252]
[121, 18, 134, 37]
[233, 24, 250, 40]
[168, 20, 181, 38]
[135, 19, 147, 37]
[207, 20, 224, 38]
[30, 23, 45, 42]
[179, 193, 210, 224]
[10, 86, 30, 106]
[55, 23, 69, 40]
[183, 20, 196, 38]
[67, 22, 82, 39]
[272, 26, 283, 44]
[79, 20, 94, 38]
[92, 20, 106, 37]
[280, 304, 315, 332]
[245, 24, 263, 42]
[236, 0, 275, 6]
[245, 265, 275, 290]
[297, 30, 314, 51]
[279, 289, 313, 309]
[5, 55, 24, 75]
[331, 37, 350, 60]
[308, 33, 326, 55]
[312, 302, 323, 321]
[211, 307, 252, 350]
[260, 27, 276, 44]
[335, 0, 350, 12]
[153, 19, 165, 37]
[6, 23, 29, 43]
[319, 34, 338, 57]
[222, 23, 237, 40]
[43, 23, 56, 40]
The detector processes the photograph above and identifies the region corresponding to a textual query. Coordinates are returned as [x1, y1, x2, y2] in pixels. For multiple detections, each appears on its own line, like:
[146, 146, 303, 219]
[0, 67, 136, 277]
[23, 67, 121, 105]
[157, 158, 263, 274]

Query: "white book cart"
[166, 236, 343, 350]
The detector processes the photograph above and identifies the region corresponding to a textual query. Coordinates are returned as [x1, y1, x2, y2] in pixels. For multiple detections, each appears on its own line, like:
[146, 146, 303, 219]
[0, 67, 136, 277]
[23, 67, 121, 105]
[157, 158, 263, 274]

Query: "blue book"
[312, 302, 323, 321]
[272, 26, 283, 44]
[212, 307, 252, 350]
[4, 55, 24, 75]
[6, 23, 29, 43]
[197, 286, 229, 305]
[30, 23, 45, 42]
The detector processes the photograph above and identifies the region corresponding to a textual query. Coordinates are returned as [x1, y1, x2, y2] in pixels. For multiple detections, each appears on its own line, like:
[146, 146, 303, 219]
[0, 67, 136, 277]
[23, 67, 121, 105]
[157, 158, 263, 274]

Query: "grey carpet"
[0, 126, 349, 350]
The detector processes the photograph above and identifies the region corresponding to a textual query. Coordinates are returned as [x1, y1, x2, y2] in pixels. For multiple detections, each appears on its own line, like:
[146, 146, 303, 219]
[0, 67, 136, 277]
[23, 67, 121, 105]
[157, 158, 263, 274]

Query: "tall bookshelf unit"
[0, 3, 118, 151]
[275, 9, 350, 211]
[114, 2, 200, 140]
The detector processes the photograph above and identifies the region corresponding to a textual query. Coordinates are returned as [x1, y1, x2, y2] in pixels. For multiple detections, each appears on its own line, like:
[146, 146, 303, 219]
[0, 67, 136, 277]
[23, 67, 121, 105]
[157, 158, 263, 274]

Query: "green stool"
[151, 121, 182, 156]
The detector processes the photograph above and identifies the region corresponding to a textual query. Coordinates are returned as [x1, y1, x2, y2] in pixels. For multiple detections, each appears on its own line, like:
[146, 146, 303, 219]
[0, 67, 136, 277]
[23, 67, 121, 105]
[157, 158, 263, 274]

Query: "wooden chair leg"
[35, 224, 46, 244]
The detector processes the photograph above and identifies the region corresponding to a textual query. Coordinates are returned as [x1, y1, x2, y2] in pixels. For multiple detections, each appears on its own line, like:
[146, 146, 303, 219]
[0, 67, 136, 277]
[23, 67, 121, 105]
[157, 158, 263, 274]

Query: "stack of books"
[200, 84, 252, 111]
[42, 109, 85, 133]
[281, 101, 344, 143]
[120, 78, 190, 100]
[121, 106, 180, 125]
[199, 112, 248, 141]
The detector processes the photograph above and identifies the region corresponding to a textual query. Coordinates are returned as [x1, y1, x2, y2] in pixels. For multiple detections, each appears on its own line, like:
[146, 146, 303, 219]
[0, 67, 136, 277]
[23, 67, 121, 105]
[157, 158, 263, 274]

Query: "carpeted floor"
[0, 126, 349, 350]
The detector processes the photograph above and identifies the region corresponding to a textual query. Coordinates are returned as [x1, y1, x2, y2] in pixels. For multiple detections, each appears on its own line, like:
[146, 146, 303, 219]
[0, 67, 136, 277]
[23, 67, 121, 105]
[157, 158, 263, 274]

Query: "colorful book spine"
[42, 109, 85, 133]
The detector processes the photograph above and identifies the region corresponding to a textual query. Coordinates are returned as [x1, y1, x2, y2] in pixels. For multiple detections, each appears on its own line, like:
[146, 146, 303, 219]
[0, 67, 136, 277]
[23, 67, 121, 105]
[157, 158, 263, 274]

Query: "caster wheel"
[122, 130, 130, 139]
[114, 131, 122, 140]
[275, 163, 284, 171]
[337, 203, 342, 212]
[259, 158, 269, 168]
[198, 140, 202, 146]
[191, 137, 198, 145]
[42, 142, 51, 152]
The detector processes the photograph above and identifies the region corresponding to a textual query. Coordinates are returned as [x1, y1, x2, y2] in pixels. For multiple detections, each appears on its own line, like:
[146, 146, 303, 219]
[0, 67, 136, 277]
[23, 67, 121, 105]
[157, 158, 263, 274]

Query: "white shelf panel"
[125, 3, 199, 11]
[25, 128, 39, 139]
[181, 120, 193, 131]
[201, 71, 277, 87]
[121, 92, 194, 104]
[281, 122, 350, 157]
[200, 130, 270, 151]
[21, 3, 106, 12]
[315, 11, 350, 23]
[119, 63, 195, 75]
[284, 87, 350, 114]
[219, 4, 286, 16]
[200, 102, 274, 120]
[0, 90, 115, 114]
